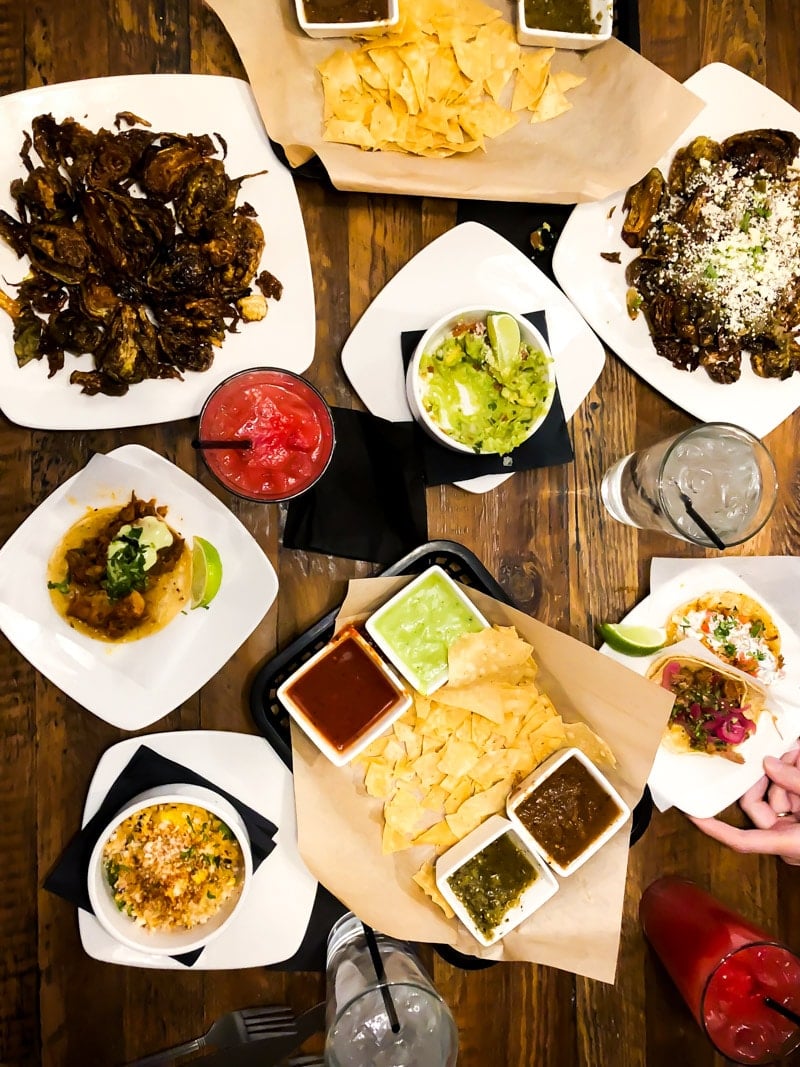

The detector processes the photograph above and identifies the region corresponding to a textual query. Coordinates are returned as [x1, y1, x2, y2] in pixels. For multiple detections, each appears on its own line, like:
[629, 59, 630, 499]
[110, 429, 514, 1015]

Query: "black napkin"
[402, 311, 573, 486]
[283, 406, 428, 566]
[44, 745, 279, 967]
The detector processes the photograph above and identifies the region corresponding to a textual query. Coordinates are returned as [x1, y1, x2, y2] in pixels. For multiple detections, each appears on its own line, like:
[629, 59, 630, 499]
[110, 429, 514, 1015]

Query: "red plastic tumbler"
[640, 877, 800, 1064]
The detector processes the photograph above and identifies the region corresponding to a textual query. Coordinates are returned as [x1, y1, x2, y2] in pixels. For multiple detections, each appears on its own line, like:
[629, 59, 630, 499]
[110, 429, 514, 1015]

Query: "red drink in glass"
[198, 368, 335, 502]
[640, 877, 800, 1064]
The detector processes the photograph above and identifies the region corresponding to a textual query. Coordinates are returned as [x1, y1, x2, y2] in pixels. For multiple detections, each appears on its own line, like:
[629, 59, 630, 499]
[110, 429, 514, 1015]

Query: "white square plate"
[78, 731, 318, 969]
[0, 444, 278, 728]
[599, 562, 800, 817]
[341, 221, 605, 494]
[552, 63, 800, 438]
[0, 74, 315, 430]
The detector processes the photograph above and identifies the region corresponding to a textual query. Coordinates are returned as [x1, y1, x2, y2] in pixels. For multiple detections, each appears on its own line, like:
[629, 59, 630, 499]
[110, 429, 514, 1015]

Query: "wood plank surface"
[1, 2, 799, 1065]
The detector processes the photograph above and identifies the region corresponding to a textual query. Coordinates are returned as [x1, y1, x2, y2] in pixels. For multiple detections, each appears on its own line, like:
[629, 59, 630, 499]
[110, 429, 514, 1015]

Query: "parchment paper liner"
[204, 0, 704, 203]
[291, 576, 674, 982]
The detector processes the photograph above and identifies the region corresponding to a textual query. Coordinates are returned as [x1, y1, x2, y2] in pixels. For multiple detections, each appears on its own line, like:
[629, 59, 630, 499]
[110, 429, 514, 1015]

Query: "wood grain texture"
[1, 1, 800, 1065]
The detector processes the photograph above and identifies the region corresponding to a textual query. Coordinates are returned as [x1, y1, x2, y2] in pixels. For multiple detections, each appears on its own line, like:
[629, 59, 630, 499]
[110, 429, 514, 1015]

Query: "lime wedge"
[191, 537, 223, 609]
[597, 622, 667, 656]
[486, 312, 521, 381]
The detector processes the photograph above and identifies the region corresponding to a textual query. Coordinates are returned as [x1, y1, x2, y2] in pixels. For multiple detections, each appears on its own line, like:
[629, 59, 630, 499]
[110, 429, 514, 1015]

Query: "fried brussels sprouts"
[621, 168, 664, 248]
[0, 113, 282, 394]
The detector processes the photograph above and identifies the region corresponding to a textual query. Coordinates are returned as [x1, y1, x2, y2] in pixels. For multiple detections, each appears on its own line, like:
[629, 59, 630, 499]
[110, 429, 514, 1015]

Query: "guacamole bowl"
[406, 307, 555, 456]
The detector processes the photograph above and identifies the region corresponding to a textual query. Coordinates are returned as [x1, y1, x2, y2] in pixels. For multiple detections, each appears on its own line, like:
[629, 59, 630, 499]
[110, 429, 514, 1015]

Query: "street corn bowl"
[87, 783, 252, 956]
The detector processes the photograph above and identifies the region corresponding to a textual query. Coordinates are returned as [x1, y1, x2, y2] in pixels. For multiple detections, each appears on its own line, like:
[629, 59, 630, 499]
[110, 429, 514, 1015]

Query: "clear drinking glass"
[600, 422, 777, 547]
[324, 913, 459, 1067]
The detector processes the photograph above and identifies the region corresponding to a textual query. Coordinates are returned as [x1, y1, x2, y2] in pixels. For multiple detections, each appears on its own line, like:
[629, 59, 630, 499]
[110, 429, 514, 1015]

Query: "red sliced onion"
[661, 661, 682, 690]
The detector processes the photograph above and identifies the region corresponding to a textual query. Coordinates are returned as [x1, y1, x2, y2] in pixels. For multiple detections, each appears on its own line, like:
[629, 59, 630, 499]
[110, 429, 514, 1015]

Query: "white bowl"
[405, 306, 555, 455]
[276, 625, 412, 766]
[365, 565, 490, 695]
[516, 0, 612, 49]
[436, 814, 559, 947]
[294, 0, 399, 38]
[506, 747, 630, 877]
[87, 783, 252, 956]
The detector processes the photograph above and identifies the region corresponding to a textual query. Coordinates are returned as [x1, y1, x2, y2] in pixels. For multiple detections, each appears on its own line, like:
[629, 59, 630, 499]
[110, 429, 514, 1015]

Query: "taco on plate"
[646, 653, 765, 764]
[665, 590, 783, 684]
[47, 493, 191, 643]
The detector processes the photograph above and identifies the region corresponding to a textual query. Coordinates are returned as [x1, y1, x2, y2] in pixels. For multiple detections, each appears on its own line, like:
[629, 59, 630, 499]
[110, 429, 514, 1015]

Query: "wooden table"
[2, 2, 799, 1065]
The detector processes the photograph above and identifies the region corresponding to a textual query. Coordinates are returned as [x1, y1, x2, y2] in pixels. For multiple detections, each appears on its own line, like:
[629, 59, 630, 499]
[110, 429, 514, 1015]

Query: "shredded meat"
[61, 494, 183, 638]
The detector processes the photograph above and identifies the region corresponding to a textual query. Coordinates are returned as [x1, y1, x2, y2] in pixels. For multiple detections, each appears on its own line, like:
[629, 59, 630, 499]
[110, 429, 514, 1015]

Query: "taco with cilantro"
[665, 590, 783, 684]
[646, 653, 766, 764]
[47, 493, 191, 643]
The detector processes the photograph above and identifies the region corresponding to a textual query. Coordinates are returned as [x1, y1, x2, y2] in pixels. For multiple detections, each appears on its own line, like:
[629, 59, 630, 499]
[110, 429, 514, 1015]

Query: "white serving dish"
[506, 747, 630, 877]
[553, 63, 800, 438]
[87, 783, 253, 957]
[435, 814, 559, 947]
[340, 221, 605, 494]
[79, 732, 318, 970]
[0, 444, 278, 729]
[276, 627, 412, 766]
[405, 306, 555, 455]
[516, 0, 612, 49]
[599, 561, 800, 818]
[0, 75, 315, 431]
[365, 565, 490, 695]
[294, 0, 399, 37]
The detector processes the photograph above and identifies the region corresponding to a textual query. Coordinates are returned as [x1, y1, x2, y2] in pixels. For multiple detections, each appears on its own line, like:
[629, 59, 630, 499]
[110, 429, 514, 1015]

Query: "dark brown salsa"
[447, 832, 538, 939]
[514, 757, 620, 867]
[523, 0, 600, 34]
[286, 627, 405, 752]
[302, 0, 390, 23]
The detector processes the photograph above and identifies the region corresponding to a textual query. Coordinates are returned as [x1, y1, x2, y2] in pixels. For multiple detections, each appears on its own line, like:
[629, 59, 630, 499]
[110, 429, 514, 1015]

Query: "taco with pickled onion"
[665, 590, 783, 684]
[47, 493, 191, 643]
[646, 652, 766, 764]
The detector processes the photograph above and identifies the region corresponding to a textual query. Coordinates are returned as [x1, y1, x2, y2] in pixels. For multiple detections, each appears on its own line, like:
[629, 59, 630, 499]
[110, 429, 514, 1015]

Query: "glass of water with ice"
[324, 913, 459, 1067]
[600, 422, 777, 548]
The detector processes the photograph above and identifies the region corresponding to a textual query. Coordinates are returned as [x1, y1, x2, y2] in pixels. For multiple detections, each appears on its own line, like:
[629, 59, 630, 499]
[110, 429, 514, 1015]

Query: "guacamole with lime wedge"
[418, 317, 553, 455]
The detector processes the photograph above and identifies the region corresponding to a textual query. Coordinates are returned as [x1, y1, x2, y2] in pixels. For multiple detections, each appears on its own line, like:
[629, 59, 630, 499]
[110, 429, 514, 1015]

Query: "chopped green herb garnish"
[104, 526, 148, 601]
[48, 578, 71, 594]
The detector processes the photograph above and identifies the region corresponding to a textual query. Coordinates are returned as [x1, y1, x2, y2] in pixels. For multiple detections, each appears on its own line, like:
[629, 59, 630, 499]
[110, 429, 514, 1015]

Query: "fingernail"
[764, 755, 780, 767]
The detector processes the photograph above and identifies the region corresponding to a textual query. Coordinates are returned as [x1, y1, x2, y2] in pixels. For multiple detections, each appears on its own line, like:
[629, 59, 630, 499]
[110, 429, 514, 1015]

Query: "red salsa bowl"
[198, 368, 335, 503]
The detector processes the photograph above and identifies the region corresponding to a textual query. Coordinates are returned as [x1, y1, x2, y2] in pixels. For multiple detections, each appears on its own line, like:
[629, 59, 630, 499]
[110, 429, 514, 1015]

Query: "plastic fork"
[126, 1004, 297, 1066]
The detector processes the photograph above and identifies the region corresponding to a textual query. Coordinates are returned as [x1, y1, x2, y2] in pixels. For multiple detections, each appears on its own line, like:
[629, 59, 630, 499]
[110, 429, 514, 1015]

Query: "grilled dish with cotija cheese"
[46, 493, 191, 641]
[621, 128, 800, 384]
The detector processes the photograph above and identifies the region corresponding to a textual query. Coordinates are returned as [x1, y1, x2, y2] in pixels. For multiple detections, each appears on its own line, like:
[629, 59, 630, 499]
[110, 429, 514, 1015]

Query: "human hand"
[687, 749, 800, 865]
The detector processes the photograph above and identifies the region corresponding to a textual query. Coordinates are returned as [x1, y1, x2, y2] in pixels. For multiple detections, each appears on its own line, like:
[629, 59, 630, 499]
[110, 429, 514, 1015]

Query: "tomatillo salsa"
[199, 369, 334, 502]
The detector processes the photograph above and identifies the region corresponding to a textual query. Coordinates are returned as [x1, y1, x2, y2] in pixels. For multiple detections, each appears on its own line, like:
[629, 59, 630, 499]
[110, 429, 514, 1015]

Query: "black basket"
[249, 539, 512, 770]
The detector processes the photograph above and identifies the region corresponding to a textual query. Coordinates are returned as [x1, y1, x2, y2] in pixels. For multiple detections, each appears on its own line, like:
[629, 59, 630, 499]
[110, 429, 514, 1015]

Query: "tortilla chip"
[413, 861, 455, 918]
[317, 0, 582, 157]
[448, 626, 534, 686]
[531, 74, 573, 123]
[511, 49, 553, 111]
[565, 721, 618, 768]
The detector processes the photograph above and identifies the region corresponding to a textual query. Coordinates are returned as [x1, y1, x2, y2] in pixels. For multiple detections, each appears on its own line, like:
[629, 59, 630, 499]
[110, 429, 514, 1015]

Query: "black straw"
[192, 438, 252, 450]
[764, 996, 800, 1028]
[361, 922, 401, 1034]
[675, 488, 726, 550]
